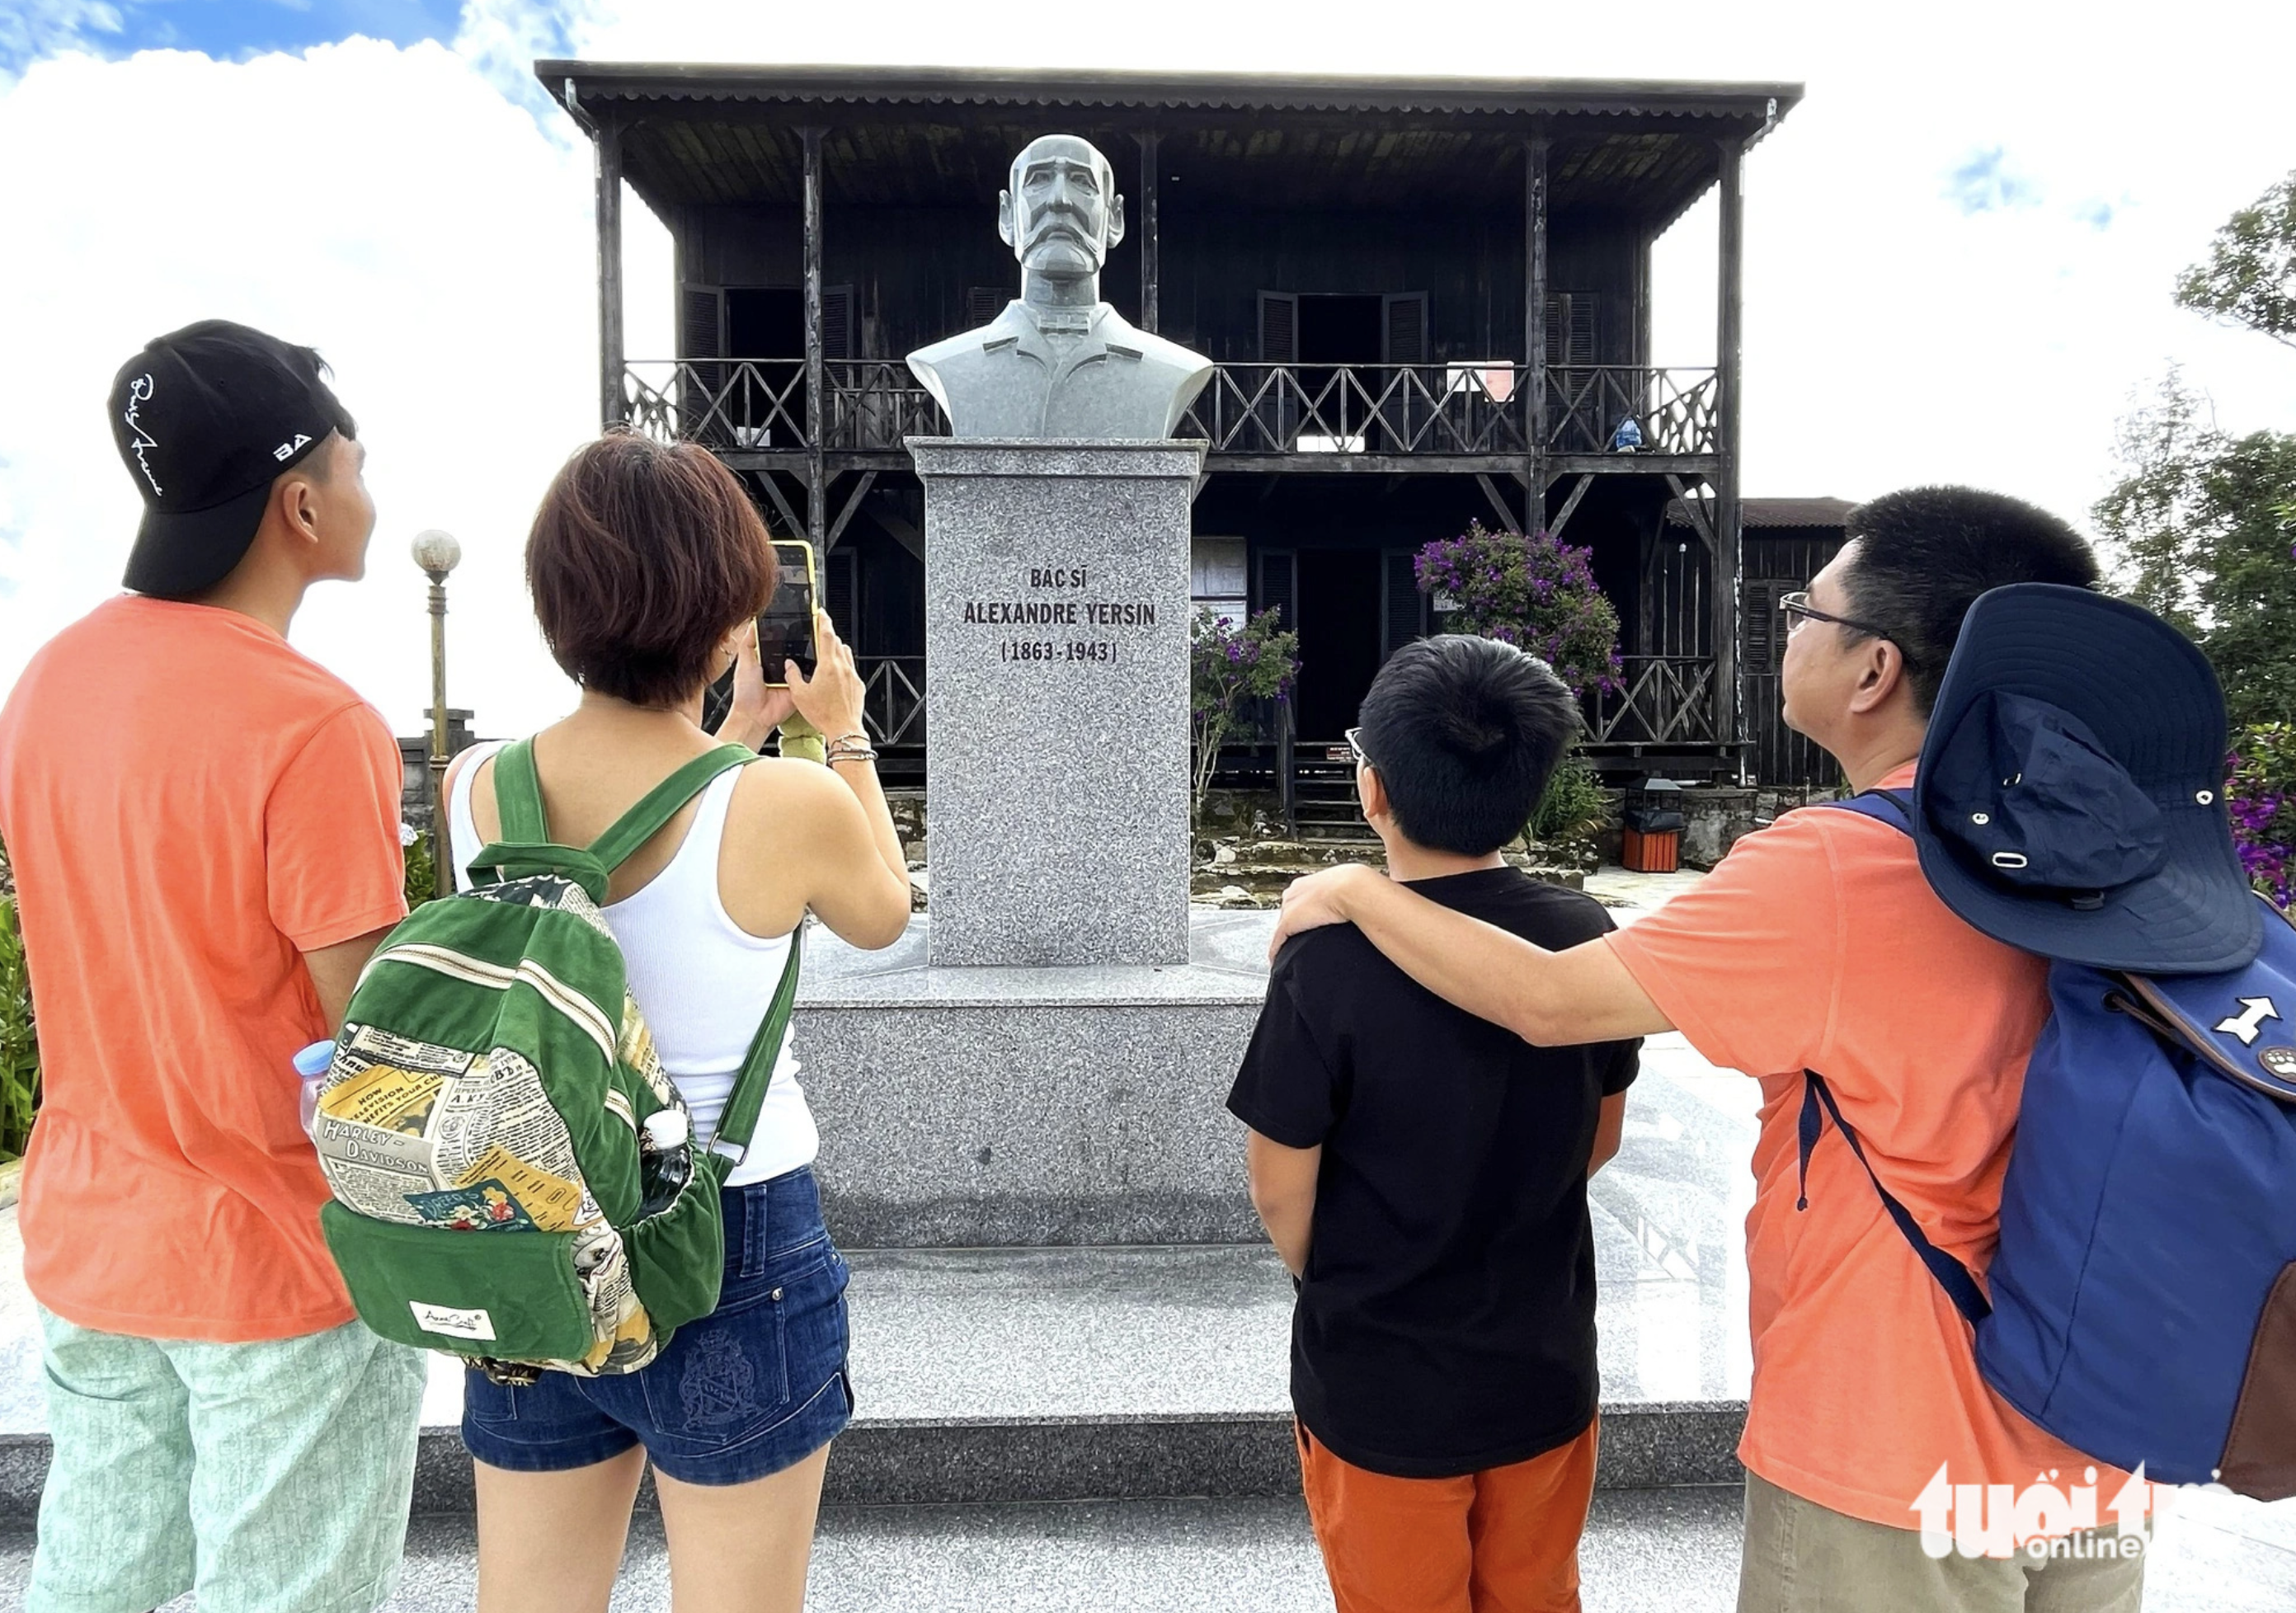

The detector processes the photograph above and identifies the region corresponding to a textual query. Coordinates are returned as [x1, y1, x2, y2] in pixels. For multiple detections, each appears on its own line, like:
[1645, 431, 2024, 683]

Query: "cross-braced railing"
[826, 363, 945, 452]
[625, 360, 811, 449]
[1180, 364, 1538, 456]
[1546, 367, 1717, 456]
[624, 360, 1717, 460]
[859, 656, 927, 746]
[1584, 656, 1718, 744]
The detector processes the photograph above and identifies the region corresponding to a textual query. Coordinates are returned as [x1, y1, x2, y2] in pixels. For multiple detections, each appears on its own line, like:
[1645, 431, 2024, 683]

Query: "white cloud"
[3, 0, 2294, 736]
[0, 30, 605, 734]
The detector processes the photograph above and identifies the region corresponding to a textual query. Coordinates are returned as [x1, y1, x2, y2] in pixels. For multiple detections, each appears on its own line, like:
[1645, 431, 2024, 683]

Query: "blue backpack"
[1806, 788, 2296, 1499]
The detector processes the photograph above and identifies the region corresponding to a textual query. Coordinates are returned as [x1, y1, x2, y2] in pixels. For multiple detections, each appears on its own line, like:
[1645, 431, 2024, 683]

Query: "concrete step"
[0, 1243, 1750, 1521]
[9, 1486, 2293, 1613]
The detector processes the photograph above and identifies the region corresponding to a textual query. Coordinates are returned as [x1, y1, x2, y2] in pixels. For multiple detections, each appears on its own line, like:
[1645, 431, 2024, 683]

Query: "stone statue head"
[997, 134, 1126, 284]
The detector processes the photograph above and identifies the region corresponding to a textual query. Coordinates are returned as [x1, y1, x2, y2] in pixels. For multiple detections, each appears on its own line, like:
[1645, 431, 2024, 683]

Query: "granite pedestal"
[910, 438, 1207, 968]
[796, 910, 1268, 1246]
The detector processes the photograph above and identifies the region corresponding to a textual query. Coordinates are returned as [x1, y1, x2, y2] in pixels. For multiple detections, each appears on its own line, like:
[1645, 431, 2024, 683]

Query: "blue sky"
[6, 1, 463, 69]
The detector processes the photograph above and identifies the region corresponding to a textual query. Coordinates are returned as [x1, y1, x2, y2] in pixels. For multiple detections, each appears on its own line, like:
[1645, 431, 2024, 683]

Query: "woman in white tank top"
[450, 434, 911, 1613]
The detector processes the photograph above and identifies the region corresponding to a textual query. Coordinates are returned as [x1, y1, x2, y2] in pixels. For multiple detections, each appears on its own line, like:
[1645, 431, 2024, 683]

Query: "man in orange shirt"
[0, 322, 426, 1613]
[1271, 488, 2144, 1611]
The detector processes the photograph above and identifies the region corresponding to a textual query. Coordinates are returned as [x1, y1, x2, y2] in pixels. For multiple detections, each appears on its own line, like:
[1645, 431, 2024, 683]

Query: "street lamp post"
[411, 529, 463, 900]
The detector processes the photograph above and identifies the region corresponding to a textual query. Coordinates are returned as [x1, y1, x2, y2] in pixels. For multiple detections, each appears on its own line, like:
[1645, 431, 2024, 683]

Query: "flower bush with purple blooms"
[1191, 607, 1301, 827]
[2228, 723, 2296, 910]
[1413, 521, 1624, 697]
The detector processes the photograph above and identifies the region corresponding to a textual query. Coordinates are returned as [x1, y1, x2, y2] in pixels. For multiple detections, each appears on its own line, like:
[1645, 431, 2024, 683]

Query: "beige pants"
[1736, 1470, 2147, 1613]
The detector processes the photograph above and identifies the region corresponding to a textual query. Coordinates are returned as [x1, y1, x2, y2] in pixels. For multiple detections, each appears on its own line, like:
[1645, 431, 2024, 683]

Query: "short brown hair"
[527, 432, 776, 708]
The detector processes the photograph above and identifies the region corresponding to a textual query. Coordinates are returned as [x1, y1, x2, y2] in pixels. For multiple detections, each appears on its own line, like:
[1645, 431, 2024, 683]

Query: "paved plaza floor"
[0, 865, 2290, 1606]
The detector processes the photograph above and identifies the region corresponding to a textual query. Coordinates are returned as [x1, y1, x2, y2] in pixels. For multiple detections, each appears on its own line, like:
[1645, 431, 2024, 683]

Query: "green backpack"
[313, 738, 802, 1381]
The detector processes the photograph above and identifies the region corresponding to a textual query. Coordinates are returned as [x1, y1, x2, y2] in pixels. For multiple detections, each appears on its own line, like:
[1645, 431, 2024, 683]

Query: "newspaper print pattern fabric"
[315, 872, 682, 1376]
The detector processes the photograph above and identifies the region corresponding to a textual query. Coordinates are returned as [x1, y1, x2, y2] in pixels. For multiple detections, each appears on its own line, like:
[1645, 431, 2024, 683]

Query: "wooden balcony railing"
[624, 360, 1718, 460]
[859, 656, 927, 746]
[1583, 656, 1719, 745]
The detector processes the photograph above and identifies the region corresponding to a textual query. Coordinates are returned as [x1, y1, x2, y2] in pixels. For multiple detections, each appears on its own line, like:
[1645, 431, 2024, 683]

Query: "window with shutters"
[1192, 538, 1249, 623]
[965, 285, 1008, 327]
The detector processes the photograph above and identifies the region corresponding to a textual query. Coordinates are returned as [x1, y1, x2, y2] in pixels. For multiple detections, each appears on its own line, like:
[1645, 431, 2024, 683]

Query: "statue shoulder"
[911, 303, 1024, 373]
[1117, 327, 1215, 381]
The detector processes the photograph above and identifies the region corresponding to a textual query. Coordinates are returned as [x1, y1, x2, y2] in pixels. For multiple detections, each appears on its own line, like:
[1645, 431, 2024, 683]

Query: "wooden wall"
[672, 201, 1643, 364]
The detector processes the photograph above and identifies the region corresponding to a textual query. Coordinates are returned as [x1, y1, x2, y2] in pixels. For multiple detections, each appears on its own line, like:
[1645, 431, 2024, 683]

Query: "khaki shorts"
[29, 1307, 427, 1613]
[1737, 1470, 2147, 1613]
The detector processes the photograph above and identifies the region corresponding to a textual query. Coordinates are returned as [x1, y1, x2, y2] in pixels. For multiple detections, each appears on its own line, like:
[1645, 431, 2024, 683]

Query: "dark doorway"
[726, 288, 802, 355]
[1296, 549, 1384, 740]
[725, 289, 805, 440]
[1297, 295, 1384, 364]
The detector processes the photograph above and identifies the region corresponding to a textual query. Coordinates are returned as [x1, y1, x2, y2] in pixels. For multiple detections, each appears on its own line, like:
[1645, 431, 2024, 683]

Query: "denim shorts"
[461, 1166, 854, 1487]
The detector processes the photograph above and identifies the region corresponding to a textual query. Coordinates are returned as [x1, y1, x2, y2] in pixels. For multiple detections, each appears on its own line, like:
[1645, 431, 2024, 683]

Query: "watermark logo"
[1912, 1464, 2159, 1561]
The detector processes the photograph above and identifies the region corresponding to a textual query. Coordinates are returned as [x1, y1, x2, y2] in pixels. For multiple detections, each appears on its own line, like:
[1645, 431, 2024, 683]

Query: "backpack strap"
[1800, 785, 1993, 1326]
[468, 737, 612, 900]
[1815, 787, 1914, 832]
[697, 927, 807, 1183]
[586, 745, 756, 873]
[1797, 1073, 1992, 1325]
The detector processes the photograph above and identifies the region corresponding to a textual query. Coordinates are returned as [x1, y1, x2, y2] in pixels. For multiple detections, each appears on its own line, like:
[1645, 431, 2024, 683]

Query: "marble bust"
[907, 134, 1213, 440]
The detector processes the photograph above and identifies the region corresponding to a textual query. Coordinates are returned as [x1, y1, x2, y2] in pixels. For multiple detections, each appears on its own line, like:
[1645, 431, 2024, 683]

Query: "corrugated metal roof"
[1669, 496, 1856, 530]
[540, 61, 1801, 124]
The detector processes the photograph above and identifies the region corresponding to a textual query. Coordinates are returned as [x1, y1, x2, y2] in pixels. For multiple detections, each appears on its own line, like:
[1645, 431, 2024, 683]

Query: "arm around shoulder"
[1273, 864, 1670, 1046]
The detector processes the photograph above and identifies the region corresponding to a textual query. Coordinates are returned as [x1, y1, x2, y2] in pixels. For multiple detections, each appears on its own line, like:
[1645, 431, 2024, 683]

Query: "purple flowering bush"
[1413, 522, 1624, 696]
[2228, 723, 2296, 910]
[1191, 607, 1301, 826]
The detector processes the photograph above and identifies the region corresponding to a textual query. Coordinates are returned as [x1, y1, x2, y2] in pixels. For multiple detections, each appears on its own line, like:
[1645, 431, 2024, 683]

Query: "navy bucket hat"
[1912, 583, 2262, 976]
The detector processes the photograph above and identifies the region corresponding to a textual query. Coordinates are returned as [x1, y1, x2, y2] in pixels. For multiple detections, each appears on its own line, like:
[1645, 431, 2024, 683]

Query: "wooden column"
[1713, 135, 1747, 755]
[1524, 133, 1550, 531]
[802, 125, 827, 546]
[1136, 130, 1161, 333]
[595, 117, 626, 429]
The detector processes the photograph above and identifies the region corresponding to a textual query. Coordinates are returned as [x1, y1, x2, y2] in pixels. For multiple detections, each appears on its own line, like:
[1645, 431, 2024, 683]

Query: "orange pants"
[1296, 1417, 1600, 1613]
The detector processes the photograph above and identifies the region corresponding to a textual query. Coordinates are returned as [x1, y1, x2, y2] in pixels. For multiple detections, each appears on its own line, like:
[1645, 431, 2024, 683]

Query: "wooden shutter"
[1258, 548, 1298, 632]
[678, 285, 726, 443]
[1381, 293, 1429, 364]
[965, 285, 1008, 326]
[1259, 292, 1299, 363]
[1381, 549, 1426, 659]
[680, 284, 725, 361]
[822, 285, 855, 361]
[1542, 293, 1600, 364]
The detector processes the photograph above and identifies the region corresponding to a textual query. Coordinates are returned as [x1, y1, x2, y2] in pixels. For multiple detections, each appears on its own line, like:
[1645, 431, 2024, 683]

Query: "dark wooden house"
[540, 61, 1808, 787]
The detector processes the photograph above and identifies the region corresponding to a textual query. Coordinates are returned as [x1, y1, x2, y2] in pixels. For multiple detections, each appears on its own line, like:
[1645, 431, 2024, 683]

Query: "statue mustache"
[1023, 205, 1098, 247]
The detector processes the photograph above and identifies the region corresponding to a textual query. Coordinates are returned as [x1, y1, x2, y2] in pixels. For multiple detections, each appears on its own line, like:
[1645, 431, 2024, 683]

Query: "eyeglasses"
[1344, 727, 1372, 768]
[1778, 590, 1898, 643]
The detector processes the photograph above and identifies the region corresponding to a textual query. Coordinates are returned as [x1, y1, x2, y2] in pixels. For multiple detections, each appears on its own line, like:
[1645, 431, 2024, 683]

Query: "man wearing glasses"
[1270, 488, 2144, 1611]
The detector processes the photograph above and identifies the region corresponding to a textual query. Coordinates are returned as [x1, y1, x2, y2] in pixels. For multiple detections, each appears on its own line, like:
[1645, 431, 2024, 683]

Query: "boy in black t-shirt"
[1228, 635, 1639, 1613]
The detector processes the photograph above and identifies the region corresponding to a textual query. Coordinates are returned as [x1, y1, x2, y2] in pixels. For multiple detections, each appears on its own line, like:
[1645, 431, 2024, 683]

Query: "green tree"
[2176, 169, 2296, 350]
[2096, 373, 2296, 731]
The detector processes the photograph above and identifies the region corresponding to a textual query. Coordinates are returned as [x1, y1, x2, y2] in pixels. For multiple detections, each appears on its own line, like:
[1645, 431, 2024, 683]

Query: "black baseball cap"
[108, 320, 356, 597]
[1913, 584, 2262, 976]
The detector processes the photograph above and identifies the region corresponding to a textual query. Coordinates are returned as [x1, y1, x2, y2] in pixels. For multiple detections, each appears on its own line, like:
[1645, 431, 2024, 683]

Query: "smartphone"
[757, 540, 819, 688]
